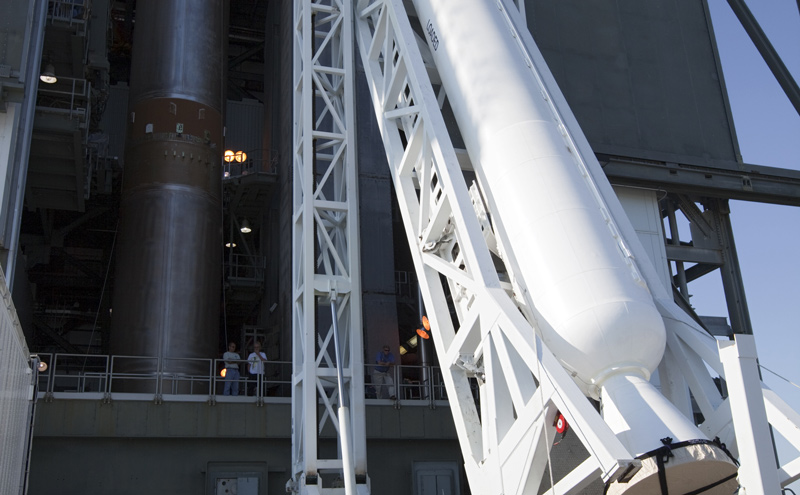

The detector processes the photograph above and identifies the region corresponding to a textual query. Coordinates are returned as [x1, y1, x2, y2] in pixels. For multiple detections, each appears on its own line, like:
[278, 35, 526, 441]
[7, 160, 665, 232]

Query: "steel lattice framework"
[352, 0, 800, 493]
[289, 0, 800, 492]
[353, 1, 637, 492]
[290, 1, 369, 493]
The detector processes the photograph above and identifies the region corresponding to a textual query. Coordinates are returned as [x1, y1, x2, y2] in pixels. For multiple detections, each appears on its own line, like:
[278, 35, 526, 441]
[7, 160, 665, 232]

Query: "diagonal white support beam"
[540, 458, 603, 495]
[351, 1, 800, 494]
[354, 1, 639, 493]
[764, 388, 800, 487]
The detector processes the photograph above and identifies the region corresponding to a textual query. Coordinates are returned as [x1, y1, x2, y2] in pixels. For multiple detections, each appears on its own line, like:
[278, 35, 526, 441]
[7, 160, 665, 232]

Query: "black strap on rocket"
[604, 437, 739, 494]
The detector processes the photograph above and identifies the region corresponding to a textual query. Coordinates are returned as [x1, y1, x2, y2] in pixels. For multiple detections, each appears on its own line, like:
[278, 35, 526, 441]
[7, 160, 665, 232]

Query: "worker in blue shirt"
[372, 345, 396, 400]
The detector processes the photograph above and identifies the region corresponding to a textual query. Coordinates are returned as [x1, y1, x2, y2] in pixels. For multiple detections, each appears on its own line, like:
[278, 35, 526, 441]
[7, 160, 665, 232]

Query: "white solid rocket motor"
[411, 0, 738, 492]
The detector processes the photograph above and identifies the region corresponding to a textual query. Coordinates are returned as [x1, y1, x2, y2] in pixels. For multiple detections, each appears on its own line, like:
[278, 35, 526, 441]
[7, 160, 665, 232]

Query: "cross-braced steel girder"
[352, 0, 800, 493]
[290, 1, 369, 493]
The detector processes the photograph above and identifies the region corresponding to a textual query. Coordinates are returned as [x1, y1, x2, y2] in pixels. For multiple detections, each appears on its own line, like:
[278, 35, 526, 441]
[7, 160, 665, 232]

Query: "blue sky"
[697, 0, 800, 478]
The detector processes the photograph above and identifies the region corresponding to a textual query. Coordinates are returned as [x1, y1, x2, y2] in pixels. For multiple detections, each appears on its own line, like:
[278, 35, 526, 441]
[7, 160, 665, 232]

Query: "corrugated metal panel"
[225, 99, 265, 164]
[0, 269, 32, 495]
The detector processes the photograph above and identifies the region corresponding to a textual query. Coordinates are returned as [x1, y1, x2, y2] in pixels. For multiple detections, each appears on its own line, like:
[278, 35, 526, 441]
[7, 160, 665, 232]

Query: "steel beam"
[290, 1, 369, 493]
[354, 1, 639, 492]
[602, 156, 800, 207]
[719, 335, 782, 494]
[725, 0, 800, 117]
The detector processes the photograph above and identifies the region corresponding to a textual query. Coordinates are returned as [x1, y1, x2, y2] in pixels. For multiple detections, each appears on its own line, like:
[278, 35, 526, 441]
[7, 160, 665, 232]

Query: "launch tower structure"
[289, 1, 370, 494]
[291, 0, 800, 493]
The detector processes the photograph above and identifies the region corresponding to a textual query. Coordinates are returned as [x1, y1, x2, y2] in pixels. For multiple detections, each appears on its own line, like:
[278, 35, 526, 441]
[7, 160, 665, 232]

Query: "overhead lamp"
[416, 315, 431, 339]
[225, 241, 237, 248]
[400, 334, 419, 355]
[39, 64, 57, 84]
[224, 150, 248, 163]
[240, 218, 252, 234]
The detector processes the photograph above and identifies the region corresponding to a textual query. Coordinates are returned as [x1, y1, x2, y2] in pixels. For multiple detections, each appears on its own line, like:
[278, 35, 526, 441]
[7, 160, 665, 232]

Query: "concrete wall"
[29, 400, 464, 495]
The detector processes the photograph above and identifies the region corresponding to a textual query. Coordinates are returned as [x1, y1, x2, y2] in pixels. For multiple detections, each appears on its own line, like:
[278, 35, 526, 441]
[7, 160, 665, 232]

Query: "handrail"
[35, 352, 450, 406]
[222, 149, 279, 178]
[48, 0, 90, 27]
[37, 76, 91, 125]
[225, 253, 267, 282]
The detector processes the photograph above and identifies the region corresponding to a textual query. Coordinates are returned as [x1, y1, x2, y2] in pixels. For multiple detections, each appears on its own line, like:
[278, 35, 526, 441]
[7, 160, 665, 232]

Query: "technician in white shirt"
[247, 341, 267, 396]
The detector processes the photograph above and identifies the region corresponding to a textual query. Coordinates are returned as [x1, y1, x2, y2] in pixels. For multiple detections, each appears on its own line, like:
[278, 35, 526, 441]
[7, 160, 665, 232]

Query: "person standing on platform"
[247, 341, 268, 396]
[372, 345, 396, 400]
[222, 342, 241, 396]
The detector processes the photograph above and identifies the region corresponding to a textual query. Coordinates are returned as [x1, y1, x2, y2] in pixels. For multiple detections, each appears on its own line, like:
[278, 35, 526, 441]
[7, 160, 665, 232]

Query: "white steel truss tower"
[290, 1, 369, 493]
[352, 1, 637, 491]
[291, 0, 800, 492]
[352, 0, 800, 493]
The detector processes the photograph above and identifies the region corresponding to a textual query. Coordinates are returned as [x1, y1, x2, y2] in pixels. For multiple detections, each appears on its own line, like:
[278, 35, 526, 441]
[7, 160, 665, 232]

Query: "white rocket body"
[411, 0, 737, 490]
[411, 0, 665, 401]
[413, 0, 664, 399]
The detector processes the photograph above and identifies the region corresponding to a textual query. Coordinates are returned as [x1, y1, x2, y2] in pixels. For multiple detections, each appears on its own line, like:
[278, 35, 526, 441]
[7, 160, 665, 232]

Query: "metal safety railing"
[48, 0, 90, 28]
[365, 363, 449, 406]
[225, 253, 267, 283]
[36, 76, 91, 128]
[34, 353, 452, 406]
[216, 358, 292, 399]
[222, 150, 279, 179]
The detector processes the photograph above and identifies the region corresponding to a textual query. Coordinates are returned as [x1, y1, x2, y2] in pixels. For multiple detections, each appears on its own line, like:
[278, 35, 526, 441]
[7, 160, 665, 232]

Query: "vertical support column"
[290, 0, 369, 493]
[719, 335, 781, 494]
[709, 199, 753, 335]
[291, 0, 317, 484]
[665, 199, 690, 298]
[0, 0, 48, 290]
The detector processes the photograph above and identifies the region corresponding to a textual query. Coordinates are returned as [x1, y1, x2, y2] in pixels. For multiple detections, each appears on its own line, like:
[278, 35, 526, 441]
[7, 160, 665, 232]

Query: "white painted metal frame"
[658, 302, 800, 492]
[495, 1, 800, 491]
[291, 1, 369, 493]
[354, 1, 800, 494]
[354, 1, 641, 493]
[719, 335, 781, 493]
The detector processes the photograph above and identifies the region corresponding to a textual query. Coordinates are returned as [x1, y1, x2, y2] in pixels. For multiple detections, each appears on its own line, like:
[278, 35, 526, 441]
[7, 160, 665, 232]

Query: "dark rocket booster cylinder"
[110, 0, 226, 381]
